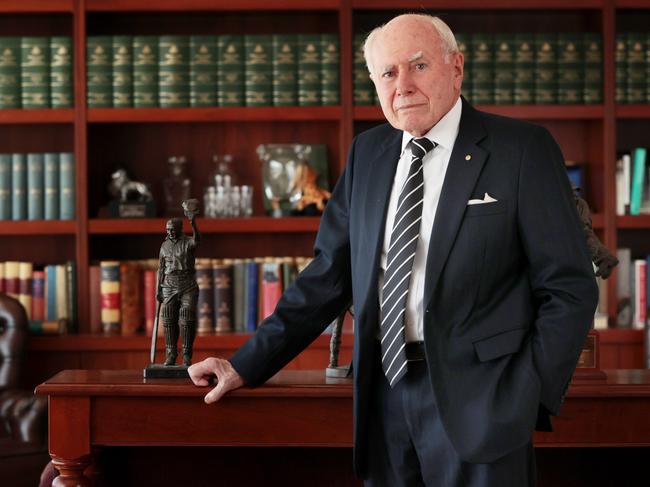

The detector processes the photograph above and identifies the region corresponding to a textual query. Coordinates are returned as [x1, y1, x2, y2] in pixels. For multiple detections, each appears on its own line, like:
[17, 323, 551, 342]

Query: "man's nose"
[395, 70, 415, 96]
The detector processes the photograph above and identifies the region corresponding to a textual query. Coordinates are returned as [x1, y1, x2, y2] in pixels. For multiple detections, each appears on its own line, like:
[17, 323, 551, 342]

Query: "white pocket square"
[467, 193, 498, 205]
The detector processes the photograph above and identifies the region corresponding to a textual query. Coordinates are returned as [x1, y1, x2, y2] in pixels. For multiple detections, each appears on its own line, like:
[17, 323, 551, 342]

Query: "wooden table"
[36, 369, 650, 486]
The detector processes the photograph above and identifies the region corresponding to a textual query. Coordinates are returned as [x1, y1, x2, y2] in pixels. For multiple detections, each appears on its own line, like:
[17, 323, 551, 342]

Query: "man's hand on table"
[188, 357, 245, 404]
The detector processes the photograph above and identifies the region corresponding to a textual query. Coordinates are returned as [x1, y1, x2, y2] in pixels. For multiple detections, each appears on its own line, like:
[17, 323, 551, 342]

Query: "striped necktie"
[380, 137, 436, 387]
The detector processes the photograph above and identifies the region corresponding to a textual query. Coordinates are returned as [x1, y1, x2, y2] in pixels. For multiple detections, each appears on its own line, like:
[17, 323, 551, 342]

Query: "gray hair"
[363, 14, 458, 76]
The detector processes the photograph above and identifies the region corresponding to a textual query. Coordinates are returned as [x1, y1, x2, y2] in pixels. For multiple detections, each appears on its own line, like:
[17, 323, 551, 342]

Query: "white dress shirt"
[378, 97, 462, 342]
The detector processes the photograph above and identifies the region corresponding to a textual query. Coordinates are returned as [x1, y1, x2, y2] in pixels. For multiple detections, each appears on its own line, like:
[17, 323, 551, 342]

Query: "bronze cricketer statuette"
[144, 199, 201, 379]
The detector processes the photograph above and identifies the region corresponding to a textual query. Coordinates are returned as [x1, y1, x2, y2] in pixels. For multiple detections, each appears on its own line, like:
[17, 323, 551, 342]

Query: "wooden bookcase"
[1, 0, 647, 386]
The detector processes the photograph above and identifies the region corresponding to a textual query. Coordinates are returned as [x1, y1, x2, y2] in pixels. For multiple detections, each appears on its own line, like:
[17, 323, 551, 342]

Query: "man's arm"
[190, 138, 358, 398]
[517, 126, 599, 415]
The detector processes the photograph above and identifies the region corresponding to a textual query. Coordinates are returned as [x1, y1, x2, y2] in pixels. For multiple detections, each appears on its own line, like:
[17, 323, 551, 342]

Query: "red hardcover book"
[100, 261, 121, 334]
[18, 262, 33, 320]
[4, 261, 19, 299]
[261, 260, 283, 320]
[120, 261, 143, 335]
[32, 270, 45, 321]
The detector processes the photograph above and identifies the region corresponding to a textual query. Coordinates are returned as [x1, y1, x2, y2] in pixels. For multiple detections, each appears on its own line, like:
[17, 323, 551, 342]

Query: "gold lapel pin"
[465, 154, 472, 161]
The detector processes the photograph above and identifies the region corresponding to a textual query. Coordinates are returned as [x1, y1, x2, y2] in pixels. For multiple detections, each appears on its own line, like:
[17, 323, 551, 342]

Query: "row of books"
[92, 256, 312, 336]
[615, 147, 648, 216]
[0, 260, 76, 334]
[615, 33, 650, 104]
[616, 249, 650, 332]
[0, 152, 75, 221]
[354, 32, 603, 106]
[0, 36, 73, 109]
[87, 34, 339, 108]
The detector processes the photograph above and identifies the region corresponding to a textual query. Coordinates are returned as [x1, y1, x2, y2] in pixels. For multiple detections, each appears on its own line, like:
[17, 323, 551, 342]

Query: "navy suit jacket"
[230, 98, 598, 476]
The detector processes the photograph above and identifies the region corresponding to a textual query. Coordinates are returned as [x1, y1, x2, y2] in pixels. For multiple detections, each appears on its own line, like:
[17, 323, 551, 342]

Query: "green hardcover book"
[244, 35, 272, 107]
[353, 33, 373, 106]
[534, 33, 557, 104]
[0, 37, 21, 109]
[513, 34, 535, 105]
[630, 147, 647, 215]
[455, 33, 471, 103]
[50, 36, 73, 108]
[86, 36, 112, 108]
[557, 33, 583, 104]
[615, 33, 627, 104]
[27, 153, 44, 220]
[494, 34, 515, 104]
[159, 35, 189, 108]
[112, 35, 133, 108]
[11, 153, 26, 220]
[626, 32, 645, 104]
[59, 152, 74, 220]
[272, 35, 297, 106]
[217, 35, 244, 107]
[583, 33, 603, 104]
[21, 37, 50, 108]
[297, 34, 321, 106]
[0, 154, 11, 220]
[321, 34, 339, 106]
[471, 34, 494, 105]
[133, 36, 159, 108]
[44, 152, 59, 220]
[190, 35, 218, 107]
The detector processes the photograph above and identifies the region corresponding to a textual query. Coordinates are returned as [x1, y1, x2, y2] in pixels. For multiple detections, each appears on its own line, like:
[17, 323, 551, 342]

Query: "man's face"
[369, 17, 463, 136]
[166, 222, 178, 240]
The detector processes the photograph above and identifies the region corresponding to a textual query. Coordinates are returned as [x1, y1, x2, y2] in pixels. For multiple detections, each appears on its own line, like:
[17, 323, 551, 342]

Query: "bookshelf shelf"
[351, 0, 605, 9]
[617, 215, 650, 229]
[615, 0, 650, 8]
[0, 221, 76, 236]
[86, 0, 340, 12]
[616, 105, 650, 119]
[26, 332, 352, 352]
[0, 0, 73, 13]
[353, 105, 605, 121]
[88, 217, 321, 234]
[0, 109, 75, 125]
[87, 107, 342, 123]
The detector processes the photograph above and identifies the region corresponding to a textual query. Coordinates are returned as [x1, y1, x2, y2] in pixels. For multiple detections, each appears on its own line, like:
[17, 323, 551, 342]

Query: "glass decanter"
[163, 155, 191, 216]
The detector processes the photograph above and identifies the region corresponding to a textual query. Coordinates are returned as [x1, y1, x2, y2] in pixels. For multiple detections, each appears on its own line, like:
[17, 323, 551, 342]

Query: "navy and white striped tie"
[380, 137, 436, 387]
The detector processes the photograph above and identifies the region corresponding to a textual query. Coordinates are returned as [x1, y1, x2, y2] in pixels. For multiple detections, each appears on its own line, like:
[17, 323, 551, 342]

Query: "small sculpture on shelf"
[572, 184, 618, 278]
[291, 163, 331, 215]
[108, 168, 156, 218]
[144, 199, 200, 379]
[325, 306, 353, 378]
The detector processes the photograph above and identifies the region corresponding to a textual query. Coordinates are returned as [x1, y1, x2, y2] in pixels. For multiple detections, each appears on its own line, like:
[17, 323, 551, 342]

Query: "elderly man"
[189, 14, 598, 486]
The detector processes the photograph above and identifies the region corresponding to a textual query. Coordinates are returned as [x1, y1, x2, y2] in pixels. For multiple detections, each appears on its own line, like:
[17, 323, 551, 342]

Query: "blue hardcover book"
[0, 154, 11, 220]
[59, 152, 75, 219]
[245, 260, 258, 332]
[11, 153, 26, 220]
[45, 264, 57, 321]
[44, 153, 59, 220]
[27, 153, 44, 220]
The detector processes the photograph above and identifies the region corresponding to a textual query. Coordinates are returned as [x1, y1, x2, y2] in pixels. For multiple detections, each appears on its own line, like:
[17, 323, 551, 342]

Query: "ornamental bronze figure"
[145, 199, 200, 379]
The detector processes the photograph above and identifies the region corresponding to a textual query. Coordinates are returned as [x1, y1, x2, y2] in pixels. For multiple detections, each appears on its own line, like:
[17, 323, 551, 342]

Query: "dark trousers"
[364, 347, 537, 487]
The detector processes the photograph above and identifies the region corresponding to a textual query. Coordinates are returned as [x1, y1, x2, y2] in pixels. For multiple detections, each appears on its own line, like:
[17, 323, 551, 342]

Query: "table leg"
[51, 455, 92, 487]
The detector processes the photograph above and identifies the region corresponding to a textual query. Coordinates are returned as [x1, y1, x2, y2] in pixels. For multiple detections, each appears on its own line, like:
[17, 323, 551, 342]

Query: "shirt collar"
[400, 96, 462, 154]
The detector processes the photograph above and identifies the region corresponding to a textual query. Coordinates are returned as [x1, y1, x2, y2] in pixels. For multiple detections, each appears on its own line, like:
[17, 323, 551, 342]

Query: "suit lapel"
[358, 128, 402, 323]
[423, 100, 489, 310]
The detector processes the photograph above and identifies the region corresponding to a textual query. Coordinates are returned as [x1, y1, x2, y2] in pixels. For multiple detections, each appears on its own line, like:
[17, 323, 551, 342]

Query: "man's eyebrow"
[408, 51, 424, 62]
[380, 64, 395, 72]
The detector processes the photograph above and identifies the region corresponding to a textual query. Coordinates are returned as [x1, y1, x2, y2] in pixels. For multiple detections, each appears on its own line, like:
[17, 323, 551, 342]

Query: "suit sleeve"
[517, 125, 599, 415]
[229, 139, 357, 386]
